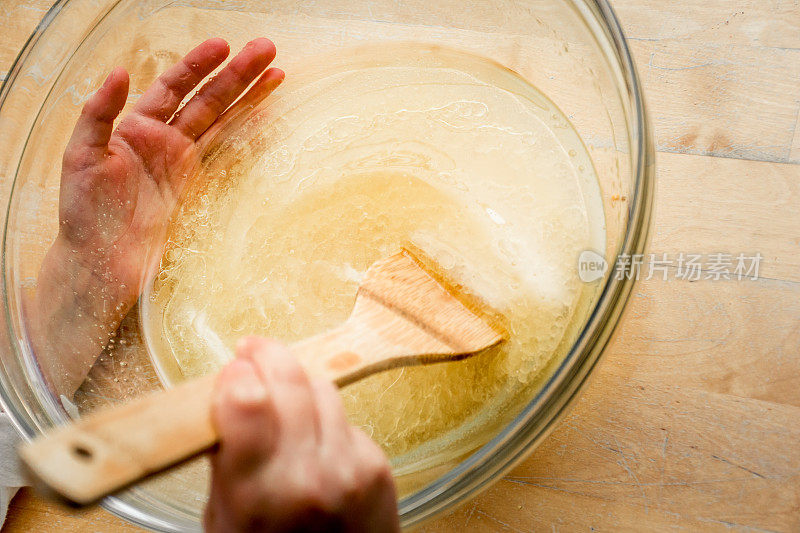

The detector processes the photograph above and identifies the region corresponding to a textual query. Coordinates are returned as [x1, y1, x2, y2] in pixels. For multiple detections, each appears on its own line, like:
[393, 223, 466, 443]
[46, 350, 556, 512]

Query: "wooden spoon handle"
[19, 324, 373, 506]
[19, 374, 218, 505]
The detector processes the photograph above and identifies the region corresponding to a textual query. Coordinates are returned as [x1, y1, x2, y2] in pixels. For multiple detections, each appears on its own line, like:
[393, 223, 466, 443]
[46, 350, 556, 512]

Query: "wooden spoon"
[19, 249, 505, 505]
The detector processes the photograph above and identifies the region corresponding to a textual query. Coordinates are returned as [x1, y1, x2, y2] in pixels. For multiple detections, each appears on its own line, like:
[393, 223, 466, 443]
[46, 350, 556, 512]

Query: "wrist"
[31, 234, 137, 398]
[48, 232, 139, 313]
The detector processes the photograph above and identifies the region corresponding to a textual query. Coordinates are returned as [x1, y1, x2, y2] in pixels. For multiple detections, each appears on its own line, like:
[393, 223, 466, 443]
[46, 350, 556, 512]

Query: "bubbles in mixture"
[141, 44, 604, 482]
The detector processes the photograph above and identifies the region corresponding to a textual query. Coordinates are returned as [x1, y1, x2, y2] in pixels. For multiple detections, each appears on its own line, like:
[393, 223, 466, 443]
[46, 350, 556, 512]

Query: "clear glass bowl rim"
[0, 0, 654, 530]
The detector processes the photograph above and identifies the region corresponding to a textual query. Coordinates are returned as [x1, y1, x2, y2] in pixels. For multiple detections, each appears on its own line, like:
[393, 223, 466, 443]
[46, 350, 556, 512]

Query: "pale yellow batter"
[141, 44, 604, 478]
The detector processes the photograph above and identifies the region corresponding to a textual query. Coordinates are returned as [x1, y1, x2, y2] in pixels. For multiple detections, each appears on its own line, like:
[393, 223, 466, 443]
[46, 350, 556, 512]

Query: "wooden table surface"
[1, 0, 799, 531]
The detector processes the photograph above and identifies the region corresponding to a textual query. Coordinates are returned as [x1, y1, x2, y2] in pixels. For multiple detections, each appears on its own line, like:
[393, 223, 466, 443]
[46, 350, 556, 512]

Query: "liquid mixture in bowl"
[141, 44, 605, 484]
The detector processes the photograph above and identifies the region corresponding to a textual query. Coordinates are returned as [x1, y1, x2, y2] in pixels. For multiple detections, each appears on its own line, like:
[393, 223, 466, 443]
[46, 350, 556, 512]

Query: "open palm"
[57, 38, 283, 305]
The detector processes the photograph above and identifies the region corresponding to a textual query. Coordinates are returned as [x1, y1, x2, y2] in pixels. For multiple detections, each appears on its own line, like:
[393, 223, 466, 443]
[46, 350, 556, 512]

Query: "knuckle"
[154, 78, 182, 114]
[218, 387, 272, 420]
[234, 335, 262, 357]
[282, 362, 309, 386]
[284, 471, 331, 511]
[249, 341, 308, 386]
[228, 57, 254, 80]
[330, 452, 391, 509]
[181, 121, 203, 140]
[359, 440, 392, 481]
[81, 98, 115, 125]
[224, 390, 273, 419]
[181, 56, 207, 79]
[366, 458, 392, 487]
[198, 85, 229, 113]
[115, 114, 143, 140]
[373, 462, 394, 487]
[338, 467, 366, 503]
[334, 432, 394, 500]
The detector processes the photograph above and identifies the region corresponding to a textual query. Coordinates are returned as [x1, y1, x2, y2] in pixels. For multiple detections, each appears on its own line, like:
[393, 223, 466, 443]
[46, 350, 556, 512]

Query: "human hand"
[205, 337, 400, 533]
[33, 39, 283, 397]
[56, 37, 283, 305]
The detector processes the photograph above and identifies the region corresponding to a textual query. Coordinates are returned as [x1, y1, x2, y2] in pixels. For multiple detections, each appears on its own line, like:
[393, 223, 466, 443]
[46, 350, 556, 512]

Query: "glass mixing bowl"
[0, 0, 653, 530]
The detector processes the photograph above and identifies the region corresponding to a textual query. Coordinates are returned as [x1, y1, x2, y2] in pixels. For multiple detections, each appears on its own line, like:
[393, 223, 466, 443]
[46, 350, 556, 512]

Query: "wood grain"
[1, 0, 799, 532]
[649, 153, 800, 283]
[614, 0, 800, 163]
[2, 488, 142, 532]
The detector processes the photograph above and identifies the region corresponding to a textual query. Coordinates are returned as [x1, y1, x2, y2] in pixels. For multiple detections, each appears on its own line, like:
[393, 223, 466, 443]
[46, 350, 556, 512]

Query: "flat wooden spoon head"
[360, 248, 505, 355]
[294, 248, 505, 384]
[19, 248, 505, 505]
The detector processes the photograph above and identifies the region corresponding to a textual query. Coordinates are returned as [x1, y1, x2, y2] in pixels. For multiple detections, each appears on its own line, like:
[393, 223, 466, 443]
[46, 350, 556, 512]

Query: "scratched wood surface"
[1, 0, 799, 532]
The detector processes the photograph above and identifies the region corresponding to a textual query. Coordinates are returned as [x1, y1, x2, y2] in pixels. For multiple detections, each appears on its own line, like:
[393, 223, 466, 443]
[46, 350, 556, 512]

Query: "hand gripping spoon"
[19, 249, 505, 505]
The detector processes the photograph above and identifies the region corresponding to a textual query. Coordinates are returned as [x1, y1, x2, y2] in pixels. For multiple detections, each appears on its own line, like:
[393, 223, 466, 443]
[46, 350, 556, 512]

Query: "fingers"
[212, 336, 366, 474]
[132, 37, 230, 121]
[211, 356, 277, 477]
[348, 429, 399, 531]
[311, 378, 352, 450]
[236, 336, 322, 448]
[66, 67, 129, 154]
[207, 336, 400, 532]
[211, 337, 323, 476]
[222, 67, 284, 117]
[196, 67, 284, 148]
[170, 38, 278, 139]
